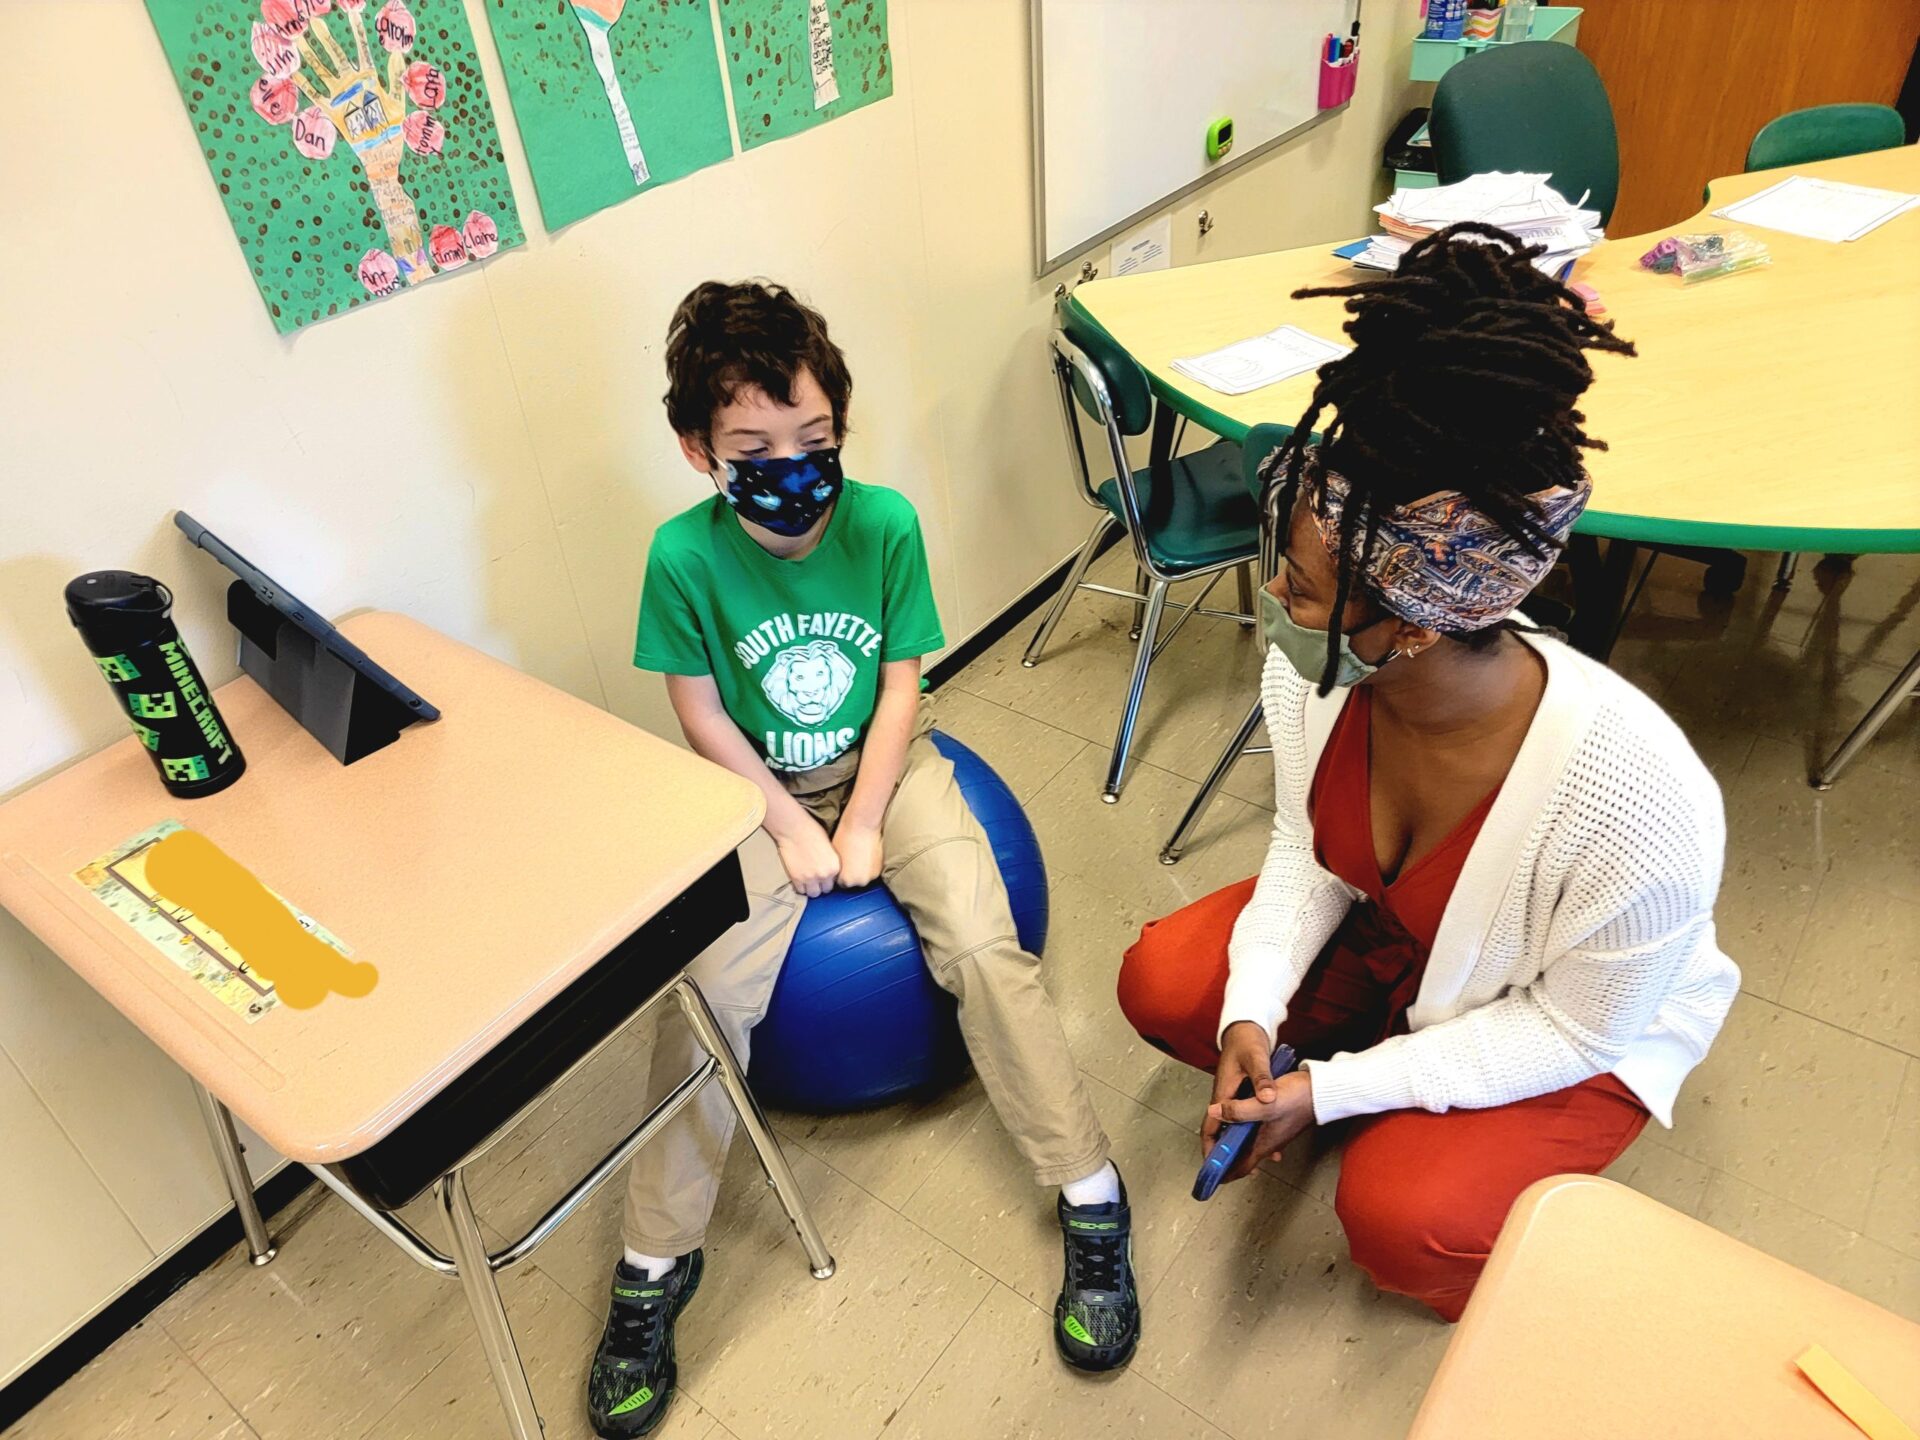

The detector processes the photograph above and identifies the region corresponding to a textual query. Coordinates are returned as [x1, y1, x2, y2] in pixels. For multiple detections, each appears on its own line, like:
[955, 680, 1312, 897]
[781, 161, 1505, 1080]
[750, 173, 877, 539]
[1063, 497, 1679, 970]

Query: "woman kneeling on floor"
[1118, 224, 1739, 1322]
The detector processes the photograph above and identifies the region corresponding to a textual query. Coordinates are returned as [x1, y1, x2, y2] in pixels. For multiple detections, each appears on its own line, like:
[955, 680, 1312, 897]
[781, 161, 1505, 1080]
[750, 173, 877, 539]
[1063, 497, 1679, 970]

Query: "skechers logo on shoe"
[1066, 1220, 1120, 1231]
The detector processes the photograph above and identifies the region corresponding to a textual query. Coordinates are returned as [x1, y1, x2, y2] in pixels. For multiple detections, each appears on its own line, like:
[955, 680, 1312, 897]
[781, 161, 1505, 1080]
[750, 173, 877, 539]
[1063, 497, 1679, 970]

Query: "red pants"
[1118, 877, 1649, 1321]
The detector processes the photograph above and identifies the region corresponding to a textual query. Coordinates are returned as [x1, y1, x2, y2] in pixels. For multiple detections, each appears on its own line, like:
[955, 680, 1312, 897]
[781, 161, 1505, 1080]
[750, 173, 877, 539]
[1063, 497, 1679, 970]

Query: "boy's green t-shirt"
[634, 480, 946, 772]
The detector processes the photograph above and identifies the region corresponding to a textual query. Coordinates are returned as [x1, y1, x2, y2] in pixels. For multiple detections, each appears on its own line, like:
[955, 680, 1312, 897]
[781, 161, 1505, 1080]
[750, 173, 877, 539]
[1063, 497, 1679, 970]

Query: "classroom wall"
[0, 0, 1424, 1386]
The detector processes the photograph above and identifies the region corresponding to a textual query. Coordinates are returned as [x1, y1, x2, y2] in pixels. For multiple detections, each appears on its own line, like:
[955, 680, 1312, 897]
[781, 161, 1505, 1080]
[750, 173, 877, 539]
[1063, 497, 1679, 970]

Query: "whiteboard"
[1032, 0, 1363, 274]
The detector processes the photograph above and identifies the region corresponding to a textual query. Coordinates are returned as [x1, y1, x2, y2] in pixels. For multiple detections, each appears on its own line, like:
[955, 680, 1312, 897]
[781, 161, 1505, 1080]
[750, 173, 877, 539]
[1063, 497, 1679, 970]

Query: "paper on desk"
[73, 820, 352, 1023]
[1171, 326, 1350, 396]
[1715, 176, 1920, 243]
[1795, 1344, 1919, 1440]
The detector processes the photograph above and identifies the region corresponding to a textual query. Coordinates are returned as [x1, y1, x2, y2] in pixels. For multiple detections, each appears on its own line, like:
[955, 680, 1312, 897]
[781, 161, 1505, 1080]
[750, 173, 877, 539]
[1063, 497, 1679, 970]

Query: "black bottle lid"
[65, 572, 174, 646]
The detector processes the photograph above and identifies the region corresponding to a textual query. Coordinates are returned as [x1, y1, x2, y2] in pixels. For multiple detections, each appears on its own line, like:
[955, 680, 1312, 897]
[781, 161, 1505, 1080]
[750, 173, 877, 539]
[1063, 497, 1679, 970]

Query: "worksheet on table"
[1715, 176, 1920, 243]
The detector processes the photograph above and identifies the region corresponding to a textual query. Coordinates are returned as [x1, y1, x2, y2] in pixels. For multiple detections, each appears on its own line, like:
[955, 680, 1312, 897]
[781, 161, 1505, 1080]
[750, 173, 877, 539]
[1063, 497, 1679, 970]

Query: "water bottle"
[1501, 0, 1536, 41]
[65, 571, 246, 798]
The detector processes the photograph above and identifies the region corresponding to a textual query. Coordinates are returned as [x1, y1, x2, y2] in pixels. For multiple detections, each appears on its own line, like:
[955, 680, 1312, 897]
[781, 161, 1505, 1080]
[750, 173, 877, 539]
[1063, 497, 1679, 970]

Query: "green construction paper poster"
[481, 0, 734, 231]
[145, 0, 524, 334]
[718, 0, 892, 151]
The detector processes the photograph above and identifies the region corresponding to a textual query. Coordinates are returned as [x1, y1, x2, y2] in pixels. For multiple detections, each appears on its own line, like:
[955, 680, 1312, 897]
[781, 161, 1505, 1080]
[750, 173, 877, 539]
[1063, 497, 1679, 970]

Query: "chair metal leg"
[1104, 580, 1170, 803]
[437, 1170, 545, 1440]
[1024, 516, 1114, 668]
[672, 978, 835, 1280]
[1161, 694, 1264, 864]
[1236, 562, 1257, 627]
[192, 1082, 276, 1266]
[1775, 553, 1800, 589]
[1812, 648, 1920, 790]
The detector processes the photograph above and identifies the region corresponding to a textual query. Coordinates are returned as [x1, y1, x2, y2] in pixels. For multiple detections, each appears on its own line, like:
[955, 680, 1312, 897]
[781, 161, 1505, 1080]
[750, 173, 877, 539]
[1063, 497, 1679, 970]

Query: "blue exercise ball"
[747, 732, 1049, 1111]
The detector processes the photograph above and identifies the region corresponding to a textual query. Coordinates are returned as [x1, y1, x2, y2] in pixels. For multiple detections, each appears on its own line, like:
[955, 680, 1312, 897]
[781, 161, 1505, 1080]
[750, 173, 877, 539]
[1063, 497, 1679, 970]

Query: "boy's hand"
[771, 816, 841, 898]
[831, 823, 884, 888]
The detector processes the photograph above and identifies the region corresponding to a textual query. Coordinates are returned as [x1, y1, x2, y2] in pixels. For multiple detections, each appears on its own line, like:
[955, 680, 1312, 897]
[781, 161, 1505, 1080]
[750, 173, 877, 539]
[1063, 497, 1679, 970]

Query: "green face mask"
[1258, 587, 1384, 689]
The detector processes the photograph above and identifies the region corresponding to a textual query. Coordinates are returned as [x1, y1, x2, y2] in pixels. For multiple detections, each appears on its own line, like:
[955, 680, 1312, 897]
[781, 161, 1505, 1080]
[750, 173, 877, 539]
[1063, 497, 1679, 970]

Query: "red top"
[1308, 688, 1501, 1035]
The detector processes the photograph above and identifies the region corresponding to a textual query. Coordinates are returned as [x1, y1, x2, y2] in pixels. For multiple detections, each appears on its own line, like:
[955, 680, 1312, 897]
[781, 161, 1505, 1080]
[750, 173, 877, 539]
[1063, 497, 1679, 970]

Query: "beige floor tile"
[1134, 1053, 1214, 1133]
[1656, 624, 1920, 780]
[671, 1151, 991, 1440]
[918, 688, 1087, 805]
[1777, 878, 1920, 1059]
[361, 1266, 714, 1440]
[904, 1072, 1228, 1319]
[1722, 737, 1920, 905]
[1863, 1060, 1920, 1261]
[1137, 1172, 1450, 1440]
[511, 1138, 989, 1440]
[1663, 995, 1907, 1230]
[885, 1283, 1227, 1440]
[1697, 1170, 1920, 1324]
[1025, 748, 1270, 921]
[1599, 1133, 1714, 1216]
[154, 1187, 520, 1440]
[1043, 875, 1173, 1102]
[770, 1077, 989, 1212]
[3, 1321, 254, 1440]
[1712, 848, 1825, 1001]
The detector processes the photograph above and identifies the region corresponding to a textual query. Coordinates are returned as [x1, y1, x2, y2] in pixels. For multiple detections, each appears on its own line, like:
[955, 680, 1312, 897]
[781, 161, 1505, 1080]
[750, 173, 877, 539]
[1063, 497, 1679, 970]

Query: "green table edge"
[1064, 292, 1920, 553]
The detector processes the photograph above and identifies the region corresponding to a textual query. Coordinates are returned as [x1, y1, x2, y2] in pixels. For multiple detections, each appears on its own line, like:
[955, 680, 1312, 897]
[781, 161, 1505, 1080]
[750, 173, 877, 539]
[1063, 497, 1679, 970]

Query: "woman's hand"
[1205, 1071, 1317, 1183]
[1203, 1021, 1316, 1185]
[832, 822, 884, 888]
[771, 815, 842, 898]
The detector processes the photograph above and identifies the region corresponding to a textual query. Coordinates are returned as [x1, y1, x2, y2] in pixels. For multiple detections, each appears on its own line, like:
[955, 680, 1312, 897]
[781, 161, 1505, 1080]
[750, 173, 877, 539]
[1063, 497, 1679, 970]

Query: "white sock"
[623, 1248, 677, 1280]
[1060, 1161, 1120, 1208]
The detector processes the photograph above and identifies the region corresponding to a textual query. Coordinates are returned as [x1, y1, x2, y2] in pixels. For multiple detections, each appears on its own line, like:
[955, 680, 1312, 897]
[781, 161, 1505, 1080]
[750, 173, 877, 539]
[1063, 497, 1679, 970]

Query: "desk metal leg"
[672, 978, 836, 1280]
[1812, 648, 1920, 790]
[437, 1170, 545, 1440]
[191, 1082, 276, 1266]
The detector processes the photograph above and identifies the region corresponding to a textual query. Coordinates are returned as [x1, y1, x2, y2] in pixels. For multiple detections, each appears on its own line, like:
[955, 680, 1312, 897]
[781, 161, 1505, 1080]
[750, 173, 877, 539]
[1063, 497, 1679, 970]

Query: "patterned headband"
[1286, 451, 1590, 634]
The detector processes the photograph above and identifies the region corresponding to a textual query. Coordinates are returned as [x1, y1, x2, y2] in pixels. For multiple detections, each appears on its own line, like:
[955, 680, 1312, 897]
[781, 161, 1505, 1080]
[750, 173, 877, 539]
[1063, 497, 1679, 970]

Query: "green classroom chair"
[1029, 301, 1260, 802]
[1746, 103, 1906, 174]
[1431, 42, 1620, 226]
[1161, 423, 1295, 863]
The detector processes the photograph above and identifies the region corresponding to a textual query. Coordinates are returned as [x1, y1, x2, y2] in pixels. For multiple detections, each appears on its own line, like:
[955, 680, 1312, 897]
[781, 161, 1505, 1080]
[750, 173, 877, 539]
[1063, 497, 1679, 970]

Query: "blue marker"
[1192, 1043, 1300, 1201]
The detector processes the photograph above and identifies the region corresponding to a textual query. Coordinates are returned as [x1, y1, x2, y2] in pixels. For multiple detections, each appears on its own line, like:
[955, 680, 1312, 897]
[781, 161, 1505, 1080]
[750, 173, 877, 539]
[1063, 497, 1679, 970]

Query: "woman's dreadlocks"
[1264, 222, 1637, 693]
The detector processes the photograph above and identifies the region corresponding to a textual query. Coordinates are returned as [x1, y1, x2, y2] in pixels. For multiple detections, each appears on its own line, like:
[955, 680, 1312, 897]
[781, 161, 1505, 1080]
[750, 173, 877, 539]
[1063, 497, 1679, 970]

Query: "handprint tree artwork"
[147, 0, 523, 332]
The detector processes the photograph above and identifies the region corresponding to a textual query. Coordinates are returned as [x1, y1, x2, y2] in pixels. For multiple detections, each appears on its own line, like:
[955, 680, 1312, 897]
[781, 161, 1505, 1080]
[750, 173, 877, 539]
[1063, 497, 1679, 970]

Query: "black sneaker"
[586, 1249, 704, 1438]
[1054, 1171, 1140, 1372]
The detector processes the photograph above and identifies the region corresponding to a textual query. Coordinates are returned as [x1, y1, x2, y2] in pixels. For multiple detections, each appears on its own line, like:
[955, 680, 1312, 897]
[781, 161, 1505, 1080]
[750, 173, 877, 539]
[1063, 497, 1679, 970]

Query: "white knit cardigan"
[1222, 632, 1740, 1128]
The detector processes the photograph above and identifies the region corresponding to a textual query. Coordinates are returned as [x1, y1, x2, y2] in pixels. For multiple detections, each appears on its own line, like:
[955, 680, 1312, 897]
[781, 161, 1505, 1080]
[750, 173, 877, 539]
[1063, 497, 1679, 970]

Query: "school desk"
[1069, 144, 1920, 776]
[1409, 1176, 1920, 1439]
[0, 613, 834, 1440]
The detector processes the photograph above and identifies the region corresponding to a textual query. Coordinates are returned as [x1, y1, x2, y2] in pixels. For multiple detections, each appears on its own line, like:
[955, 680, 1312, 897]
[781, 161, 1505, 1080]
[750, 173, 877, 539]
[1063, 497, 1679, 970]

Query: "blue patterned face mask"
[721, 448, 845, 538]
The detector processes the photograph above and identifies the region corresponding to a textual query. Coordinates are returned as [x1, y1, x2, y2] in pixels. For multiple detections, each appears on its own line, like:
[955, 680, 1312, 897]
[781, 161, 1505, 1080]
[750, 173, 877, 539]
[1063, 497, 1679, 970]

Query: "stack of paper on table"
[1713, 175, 1920, 243]
[1357, 173, 1604, 276]
[1170, 326, 1351, 396]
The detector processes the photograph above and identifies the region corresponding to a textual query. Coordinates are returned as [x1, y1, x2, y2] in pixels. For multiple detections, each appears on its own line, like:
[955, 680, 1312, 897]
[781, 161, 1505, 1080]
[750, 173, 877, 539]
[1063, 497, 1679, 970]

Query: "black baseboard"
[924, 526, 1122, 692]
[0, 532, 1114, 1429]
[0, 1166, 315, 1432]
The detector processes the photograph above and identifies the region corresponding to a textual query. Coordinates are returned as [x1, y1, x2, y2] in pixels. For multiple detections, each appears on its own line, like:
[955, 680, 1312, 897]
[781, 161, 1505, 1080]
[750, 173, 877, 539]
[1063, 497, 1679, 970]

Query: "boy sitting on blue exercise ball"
[588, 280, 1137, 1437]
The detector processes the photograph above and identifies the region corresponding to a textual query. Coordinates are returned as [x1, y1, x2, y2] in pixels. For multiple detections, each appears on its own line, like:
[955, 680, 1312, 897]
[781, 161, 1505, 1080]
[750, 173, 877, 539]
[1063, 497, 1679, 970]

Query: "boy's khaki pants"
[622, 703, 1109, 1256]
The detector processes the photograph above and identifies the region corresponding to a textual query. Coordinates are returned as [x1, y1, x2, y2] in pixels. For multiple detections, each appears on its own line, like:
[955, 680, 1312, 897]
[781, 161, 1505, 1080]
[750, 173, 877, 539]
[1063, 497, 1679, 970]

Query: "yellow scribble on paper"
[143, 830, 377, 1009]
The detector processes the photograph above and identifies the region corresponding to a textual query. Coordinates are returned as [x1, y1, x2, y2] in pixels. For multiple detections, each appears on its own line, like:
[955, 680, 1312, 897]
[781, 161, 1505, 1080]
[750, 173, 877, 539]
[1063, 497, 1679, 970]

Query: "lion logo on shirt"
[762, 640, 857, 726]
